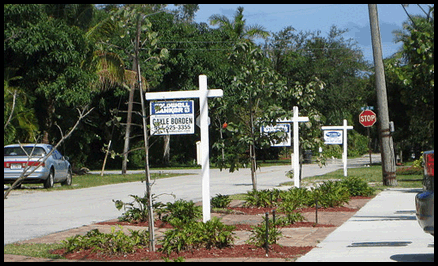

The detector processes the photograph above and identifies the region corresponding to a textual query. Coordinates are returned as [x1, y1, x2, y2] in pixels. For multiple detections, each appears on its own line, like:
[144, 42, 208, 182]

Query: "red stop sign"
[359, 110, 377, 127]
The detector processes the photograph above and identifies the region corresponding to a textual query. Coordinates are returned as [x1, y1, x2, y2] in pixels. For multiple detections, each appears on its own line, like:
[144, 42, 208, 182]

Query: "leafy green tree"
[217, 41, 289, 190]
[388, 7, 434, 153]
[4, 4, 97, 144]
[268, 26, 369, 158]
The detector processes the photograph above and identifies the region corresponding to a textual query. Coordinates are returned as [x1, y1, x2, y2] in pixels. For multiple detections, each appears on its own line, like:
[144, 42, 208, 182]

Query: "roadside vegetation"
[4, 160, 423, 259]
[281, 161, 423, 192]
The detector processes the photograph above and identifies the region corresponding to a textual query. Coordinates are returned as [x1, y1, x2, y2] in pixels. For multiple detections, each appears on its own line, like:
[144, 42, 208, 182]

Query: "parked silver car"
[4, 143, 72, 188]
[415, 150, 434, 236]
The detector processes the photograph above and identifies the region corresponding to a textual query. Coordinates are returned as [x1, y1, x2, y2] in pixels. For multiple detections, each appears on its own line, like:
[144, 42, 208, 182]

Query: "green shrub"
[113, 194, 149, 222]
[159, 217, 235, 255]
[244, 189, 281, 208]
[62, 225, 149, 255]
[340, 176, 375, 196]
[310, 180, 350, 208]
[161, 199, 202, 224]
[246, 218, 282, 247]
[281, 187, 313, 208]
[211, 194, 232, 208]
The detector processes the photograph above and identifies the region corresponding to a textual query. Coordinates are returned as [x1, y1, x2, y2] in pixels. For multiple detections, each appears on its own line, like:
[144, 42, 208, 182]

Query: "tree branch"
[4, 107, 94, 199]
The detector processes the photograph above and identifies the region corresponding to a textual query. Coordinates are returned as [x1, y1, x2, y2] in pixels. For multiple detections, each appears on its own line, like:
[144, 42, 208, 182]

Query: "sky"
[176, 4, 431, 63]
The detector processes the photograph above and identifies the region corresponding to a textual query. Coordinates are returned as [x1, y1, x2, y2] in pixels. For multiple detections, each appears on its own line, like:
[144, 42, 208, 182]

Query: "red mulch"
[233, 222, 334, 231]
[58, 196, 371, 261]
[52, 244, 314, 261]
[98, 220, 335, 230]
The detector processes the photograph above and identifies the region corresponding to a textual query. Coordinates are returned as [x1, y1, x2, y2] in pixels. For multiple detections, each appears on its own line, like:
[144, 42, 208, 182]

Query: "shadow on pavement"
[390, 253, 434, 262]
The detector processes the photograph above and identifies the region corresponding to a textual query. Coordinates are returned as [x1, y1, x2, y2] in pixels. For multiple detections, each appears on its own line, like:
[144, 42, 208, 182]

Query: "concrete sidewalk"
[297, 188, 434, 262]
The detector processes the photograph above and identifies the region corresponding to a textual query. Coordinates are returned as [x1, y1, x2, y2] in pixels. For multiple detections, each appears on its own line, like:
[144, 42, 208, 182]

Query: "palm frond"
[124, 70, 148, 92]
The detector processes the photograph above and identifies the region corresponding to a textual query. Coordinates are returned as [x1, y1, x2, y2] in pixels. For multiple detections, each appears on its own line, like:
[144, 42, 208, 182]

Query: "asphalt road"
[4, 154, 381, 245]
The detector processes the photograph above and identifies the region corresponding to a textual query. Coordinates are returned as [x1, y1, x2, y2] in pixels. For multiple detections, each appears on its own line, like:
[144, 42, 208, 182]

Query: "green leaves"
[159, 217, 235, 255]
[210, 194, 232, 208]
[247, 217, 282, 247]
[160, 199, 202, 224]
[62, 225, 150, 255]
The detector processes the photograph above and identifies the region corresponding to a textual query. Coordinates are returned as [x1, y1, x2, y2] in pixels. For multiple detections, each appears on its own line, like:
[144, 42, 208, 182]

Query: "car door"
[52, 149, 67, 180]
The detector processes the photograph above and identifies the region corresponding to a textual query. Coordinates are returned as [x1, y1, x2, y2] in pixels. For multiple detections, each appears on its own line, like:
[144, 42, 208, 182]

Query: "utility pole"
[368, 4, 397, 186]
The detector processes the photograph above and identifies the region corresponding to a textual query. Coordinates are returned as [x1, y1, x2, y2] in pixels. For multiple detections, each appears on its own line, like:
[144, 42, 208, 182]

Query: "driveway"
[4, 155, 380, 245]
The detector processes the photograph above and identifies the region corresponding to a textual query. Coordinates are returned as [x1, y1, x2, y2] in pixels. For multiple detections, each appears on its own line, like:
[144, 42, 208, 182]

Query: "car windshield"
[4, 147, 46, 157]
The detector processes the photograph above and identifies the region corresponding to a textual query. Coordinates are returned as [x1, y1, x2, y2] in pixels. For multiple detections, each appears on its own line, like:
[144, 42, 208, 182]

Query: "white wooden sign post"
[278, 106, 309, 188]
[321, 119, 353, 176]
[146, 75, 223, 222]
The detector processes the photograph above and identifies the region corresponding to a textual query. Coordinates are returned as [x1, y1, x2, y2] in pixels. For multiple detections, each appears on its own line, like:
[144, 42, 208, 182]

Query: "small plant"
[211, 194, 232, 208]
[113, 193, 174, 223]
[62, 225, 149, 255]
[246, 218, 282, 247]
[161, 199, 202, 224]
[340, 176, 375, 196]
[277, 202, 307, 225]
[244, 189, 281, 208]
[159, 217, 235, 255]
[113, 194, 149, 222]
[310, 181, 350, 208]
[281, 187, 313, 208]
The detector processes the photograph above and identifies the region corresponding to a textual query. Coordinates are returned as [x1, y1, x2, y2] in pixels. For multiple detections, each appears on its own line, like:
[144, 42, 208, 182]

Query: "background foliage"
[4, 4, 434, 171]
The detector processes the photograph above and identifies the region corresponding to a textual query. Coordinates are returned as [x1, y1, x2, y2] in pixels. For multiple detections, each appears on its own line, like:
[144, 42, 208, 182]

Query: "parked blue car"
[4, 143, 72, 188]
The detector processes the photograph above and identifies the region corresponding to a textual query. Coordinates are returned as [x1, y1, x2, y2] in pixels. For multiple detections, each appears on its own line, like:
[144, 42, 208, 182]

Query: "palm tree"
[209, 6, 270, 41]
[4, 69, 39, 144]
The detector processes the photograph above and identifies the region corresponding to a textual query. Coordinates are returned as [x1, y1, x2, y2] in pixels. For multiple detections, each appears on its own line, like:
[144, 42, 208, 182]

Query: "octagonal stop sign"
[359, 110, 377, 127]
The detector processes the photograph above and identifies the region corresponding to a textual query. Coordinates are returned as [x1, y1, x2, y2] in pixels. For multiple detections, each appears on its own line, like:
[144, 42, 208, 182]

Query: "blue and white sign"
[323, 130, 343, 145]
[150, 101, 194, 135]
[261, 123, 291, 147]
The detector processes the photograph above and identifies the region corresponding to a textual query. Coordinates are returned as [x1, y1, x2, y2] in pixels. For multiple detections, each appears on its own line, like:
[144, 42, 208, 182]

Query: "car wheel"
[44, 169, 54, 189]
[61, 169, 72, 186]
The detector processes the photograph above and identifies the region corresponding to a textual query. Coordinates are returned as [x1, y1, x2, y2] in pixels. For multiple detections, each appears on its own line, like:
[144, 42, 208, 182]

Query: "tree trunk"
[249, 109, 257, 191]
[163, 135, 170, 165]
[121, 36, 140, 174]
[42, 98, 55, 144]
[122, 86, 134, 174]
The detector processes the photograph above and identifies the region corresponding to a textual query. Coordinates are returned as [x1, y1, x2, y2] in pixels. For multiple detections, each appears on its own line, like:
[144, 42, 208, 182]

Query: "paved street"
[4, 155, 379, 245]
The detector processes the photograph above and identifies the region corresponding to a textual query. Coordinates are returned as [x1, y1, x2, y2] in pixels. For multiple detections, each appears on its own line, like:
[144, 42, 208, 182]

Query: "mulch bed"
[54, 196, 372, 261]
[52, 244, 314, 261]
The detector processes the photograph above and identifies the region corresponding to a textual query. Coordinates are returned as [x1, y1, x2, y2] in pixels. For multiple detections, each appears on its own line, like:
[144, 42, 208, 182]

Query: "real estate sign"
[260, 123, 291, 147]
[323, 130, 343, 145]
[150, 100, 194, 135]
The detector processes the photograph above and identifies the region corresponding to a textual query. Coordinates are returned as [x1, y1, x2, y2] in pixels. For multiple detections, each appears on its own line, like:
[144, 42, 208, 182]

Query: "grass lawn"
[4, 243, 65, 260]
[280, 163, 423, 193]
